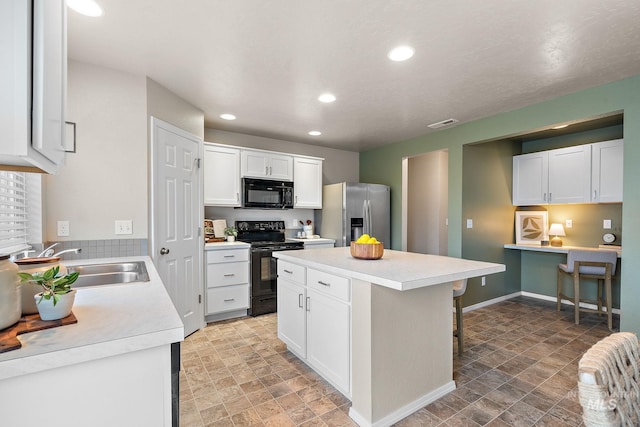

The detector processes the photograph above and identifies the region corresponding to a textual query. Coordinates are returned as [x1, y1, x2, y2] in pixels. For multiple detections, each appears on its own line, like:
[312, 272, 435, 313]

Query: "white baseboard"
[348, 381, 456, 427]
[521, 291, 621, 314]
[451, 291, 620, 315]
[460, 292, 522, 313]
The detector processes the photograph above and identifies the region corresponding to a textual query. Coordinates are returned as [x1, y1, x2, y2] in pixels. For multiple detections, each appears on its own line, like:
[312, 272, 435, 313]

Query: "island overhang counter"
[274, 247, 506, 427]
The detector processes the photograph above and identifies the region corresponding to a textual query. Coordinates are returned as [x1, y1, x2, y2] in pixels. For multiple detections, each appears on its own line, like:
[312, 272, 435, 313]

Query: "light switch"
[603, 219, 612, 229]
[565, 219, 573, 228]
[466, 219, 473, 229]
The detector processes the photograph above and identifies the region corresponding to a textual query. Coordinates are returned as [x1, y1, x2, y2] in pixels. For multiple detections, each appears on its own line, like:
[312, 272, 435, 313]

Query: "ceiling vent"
[428, 118, 459, 129]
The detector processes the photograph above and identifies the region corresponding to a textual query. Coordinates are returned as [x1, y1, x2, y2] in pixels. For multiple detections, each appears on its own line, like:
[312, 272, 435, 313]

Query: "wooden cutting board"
[0, 312, 77, 353]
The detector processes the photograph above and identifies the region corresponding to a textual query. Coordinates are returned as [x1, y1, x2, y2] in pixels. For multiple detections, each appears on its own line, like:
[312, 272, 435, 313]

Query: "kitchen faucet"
[52, 248, 82, 257]
[37, 242, 59, 257]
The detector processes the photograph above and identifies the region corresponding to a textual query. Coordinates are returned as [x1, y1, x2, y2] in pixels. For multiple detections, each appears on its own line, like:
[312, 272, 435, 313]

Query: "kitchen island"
[274, 247, 505, 427]
[0, 256, 183, 427]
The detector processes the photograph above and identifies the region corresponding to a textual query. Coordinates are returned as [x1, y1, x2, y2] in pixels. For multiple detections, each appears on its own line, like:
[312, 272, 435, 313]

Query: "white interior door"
[150, 117, 203, 337]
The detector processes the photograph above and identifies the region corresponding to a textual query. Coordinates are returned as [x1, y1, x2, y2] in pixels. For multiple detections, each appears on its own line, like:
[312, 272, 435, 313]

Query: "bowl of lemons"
[350, 234, 384, 260]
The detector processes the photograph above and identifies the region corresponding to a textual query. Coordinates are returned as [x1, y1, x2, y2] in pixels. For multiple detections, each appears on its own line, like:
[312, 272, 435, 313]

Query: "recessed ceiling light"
[220, 114, 236, 121]
[388, 45, 415, 62]
[308, 131, 322, 136]
[552, 124, 569, 129]
[318, 93, 336, 103]
[66, 0, 103, 17]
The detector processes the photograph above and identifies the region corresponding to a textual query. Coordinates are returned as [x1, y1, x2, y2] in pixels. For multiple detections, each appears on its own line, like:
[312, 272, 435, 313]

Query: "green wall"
[360, 74, 640, 334]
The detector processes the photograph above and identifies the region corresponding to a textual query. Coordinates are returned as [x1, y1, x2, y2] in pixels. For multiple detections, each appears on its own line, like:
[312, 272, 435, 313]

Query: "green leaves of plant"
[17, 266, 80, 305]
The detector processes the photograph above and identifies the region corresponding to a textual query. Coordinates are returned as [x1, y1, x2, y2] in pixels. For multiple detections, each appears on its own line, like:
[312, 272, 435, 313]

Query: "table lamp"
[549, 223, 566, 247]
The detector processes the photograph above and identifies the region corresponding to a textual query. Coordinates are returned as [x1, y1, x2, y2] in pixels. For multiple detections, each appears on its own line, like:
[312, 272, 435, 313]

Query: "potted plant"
[18, 265, 79, 320]
[224, 226, 238, 242]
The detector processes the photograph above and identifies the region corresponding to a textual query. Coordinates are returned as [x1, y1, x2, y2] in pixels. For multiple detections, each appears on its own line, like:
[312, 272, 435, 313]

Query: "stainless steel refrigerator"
[316, 182, 390, 248]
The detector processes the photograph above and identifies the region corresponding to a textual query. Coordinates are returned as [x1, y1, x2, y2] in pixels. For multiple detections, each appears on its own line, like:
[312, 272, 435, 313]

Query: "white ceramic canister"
[15, 257, 66, 315]
[0, 254, 21, 329]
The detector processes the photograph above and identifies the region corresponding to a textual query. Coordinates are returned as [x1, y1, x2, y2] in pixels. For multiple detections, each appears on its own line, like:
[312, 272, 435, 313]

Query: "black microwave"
[242, 178, 294, 209]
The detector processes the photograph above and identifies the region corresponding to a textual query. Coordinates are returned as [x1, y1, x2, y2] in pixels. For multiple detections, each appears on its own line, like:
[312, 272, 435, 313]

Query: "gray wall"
[407, 150, 448, 255]
[461, 140, 522, 306]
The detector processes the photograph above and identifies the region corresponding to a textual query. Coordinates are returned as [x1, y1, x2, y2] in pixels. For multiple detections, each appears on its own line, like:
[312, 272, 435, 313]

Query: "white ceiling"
[67, 0, 640, 152]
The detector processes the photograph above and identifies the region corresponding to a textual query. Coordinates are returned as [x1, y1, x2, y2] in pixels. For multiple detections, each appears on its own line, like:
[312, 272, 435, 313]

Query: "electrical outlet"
[603, 219, 612, 229]
[57, 220, 69, 237]
[481, 276, 486, 286]
[466, 219, 473, 229]
[565, 219, 573, 228]
[115, 220, 133, 235]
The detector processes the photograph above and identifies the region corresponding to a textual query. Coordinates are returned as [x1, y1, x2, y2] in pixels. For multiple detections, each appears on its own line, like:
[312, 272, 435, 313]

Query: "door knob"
[160, 247, 170, 255]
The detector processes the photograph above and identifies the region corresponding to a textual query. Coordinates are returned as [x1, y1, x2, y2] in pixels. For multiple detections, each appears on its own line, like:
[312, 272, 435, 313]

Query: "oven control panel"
[236, 221, 285, 231]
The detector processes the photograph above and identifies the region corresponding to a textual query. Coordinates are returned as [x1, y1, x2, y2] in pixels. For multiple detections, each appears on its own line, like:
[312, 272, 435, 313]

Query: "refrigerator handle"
[362, 200, 368, 235]
[367, 200, 372, 235]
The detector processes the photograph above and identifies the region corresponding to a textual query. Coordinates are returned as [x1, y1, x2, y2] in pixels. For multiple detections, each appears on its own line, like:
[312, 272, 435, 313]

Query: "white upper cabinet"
[591, 139, 623, 203]
[513, 141, 622, 206]
[293, 156, 323, 209]
[547, 145, 591, 204]
[0, 0, 66, 173]
[241, 149, 293, 181]
[203, 143, 241, 206]
[512, 151, 549, 205]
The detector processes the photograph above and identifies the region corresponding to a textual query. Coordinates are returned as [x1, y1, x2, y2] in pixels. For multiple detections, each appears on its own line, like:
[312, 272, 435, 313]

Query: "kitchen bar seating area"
[179, 296, 616, 426]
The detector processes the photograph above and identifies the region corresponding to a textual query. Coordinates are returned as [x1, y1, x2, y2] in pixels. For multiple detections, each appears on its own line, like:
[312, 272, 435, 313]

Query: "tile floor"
[179, 296, 617, 426]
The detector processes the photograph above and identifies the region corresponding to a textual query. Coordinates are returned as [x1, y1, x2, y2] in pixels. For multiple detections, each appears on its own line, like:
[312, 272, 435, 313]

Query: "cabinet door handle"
[265, 166, 269, 175]
[594, 190, 597, 200]
[543, 193, 547, 203]
[269, 166, 273, 175]
[224, 298, 235, 302]
[223, 273, 235, 277]
[549, 192, 552, 202]
[306, 297, 310, 311]
[298, 293, 303, 308]
[236, 192, 239, 202]
[318, 280, 331, 287]
[223, 255, 235, 258]
[283, 269, 293, 274]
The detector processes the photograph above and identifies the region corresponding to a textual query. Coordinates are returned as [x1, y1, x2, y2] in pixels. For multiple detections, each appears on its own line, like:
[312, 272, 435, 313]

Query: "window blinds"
[0, 171, 28, 254]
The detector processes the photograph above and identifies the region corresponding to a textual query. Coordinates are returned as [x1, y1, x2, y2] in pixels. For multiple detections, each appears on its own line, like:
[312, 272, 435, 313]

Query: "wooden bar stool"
[453, 279, 468, 355]
[557, 250, 617, 330]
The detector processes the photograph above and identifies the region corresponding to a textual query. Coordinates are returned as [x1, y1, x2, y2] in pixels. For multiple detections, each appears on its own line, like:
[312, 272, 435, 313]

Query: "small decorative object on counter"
[18, 265, 79, 321]
[15, 256, 66, 315]
[303, 220, 313, 237]
[224, 226, 238, 242]
[350, 234, 384, 260]
[0, 255, 21, 330]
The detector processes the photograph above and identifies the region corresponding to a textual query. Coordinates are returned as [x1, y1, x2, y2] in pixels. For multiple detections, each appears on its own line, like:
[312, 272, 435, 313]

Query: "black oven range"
[236, 220, 304, 316]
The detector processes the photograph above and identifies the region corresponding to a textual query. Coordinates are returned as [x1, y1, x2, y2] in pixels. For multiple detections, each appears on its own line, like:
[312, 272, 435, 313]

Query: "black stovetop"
[235, 220, 303, 249]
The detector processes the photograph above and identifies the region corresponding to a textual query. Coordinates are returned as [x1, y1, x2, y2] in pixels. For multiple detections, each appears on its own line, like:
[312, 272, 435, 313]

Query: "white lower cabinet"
[277, 260, 351, 397]
[207, 284, 250, 314]
[277, 279, 306, 357]
[205, 246, 250, 318]
[306, 287, 350, 394]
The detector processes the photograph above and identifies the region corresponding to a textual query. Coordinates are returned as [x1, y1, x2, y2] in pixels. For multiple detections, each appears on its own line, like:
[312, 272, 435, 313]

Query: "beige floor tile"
[180, 297, 615, 426]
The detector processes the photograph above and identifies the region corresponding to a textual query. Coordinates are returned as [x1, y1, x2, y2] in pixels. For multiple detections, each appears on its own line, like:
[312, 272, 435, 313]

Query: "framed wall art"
[515, 211, 548, 244]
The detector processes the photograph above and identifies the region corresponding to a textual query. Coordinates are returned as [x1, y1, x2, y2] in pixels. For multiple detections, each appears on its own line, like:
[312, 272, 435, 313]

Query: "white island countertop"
[0, 256, 183, 381]
[274, 247, 505, 291]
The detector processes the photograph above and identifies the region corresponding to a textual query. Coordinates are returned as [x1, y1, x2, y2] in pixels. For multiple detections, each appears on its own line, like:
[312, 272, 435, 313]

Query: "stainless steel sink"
[67, 261, 150, 287]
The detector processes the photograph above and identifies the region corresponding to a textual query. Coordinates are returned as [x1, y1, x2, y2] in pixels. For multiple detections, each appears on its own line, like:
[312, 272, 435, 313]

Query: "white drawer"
[207, 284, 249, 314]
[278, 260, 306, 285]
[207, 248, 249, 264]
[307, 268, 350, 302]
[207, 262, 249, 288]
